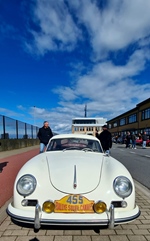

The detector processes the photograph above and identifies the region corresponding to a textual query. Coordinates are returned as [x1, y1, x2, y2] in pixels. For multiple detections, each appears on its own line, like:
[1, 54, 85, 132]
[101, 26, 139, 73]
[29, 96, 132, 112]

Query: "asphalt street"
[111, 143, 150, 190]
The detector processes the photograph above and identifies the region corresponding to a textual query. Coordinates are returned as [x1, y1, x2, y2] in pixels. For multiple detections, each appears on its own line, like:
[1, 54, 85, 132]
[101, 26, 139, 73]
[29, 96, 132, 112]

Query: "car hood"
[46, 151, 104, 194]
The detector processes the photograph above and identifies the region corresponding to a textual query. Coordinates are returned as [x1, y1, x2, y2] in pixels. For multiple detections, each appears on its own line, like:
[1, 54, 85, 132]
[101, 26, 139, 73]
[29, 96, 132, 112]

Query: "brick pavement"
[0, 184, 150, 241]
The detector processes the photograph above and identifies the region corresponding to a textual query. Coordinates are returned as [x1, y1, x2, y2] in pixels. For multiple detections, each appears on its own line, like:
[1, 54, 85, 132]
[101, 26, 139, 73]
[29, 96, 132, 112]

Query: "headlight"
[113, 176, 132, 198]
[17, 174, 37, 196]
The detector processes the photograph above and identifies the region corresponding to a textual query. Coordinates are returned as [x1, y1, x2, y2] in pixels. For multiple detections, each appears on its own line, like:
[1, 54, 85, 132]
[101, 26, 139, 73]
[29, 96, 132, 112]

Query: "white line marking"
[130, 152, 136, 154]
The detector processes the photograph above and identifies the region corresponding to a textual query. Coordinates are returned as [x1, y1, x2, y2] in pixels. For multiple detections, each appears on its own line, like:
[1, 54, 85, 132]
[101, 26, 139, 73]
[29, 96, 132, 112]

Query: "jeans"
[132, 140, 136, 149]
[105, 150, 110, 155]
[142, 141, 146, 149]
[40, 143, 47, 153]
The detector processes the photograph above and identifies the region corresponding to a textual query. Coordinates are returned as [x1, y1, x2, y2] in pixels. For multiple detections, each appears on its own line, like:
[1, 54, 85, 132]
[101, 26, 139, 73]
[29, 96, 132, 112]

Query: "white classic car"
[7, 134, 140, 230]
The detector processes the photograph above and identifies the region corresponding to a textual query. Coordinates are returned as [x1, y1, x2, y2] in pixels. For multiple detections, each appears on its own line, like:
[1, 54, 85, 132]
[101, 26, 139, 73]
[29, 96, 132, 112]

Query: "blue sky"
[0, 0, 150, 134]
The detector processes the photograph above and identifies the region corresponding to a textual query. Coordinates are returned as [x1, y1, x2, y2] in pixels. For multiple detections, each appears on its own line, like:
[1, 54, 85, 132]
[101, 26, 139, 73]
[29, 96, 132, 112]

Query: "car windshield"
[47, 137, 102, 153]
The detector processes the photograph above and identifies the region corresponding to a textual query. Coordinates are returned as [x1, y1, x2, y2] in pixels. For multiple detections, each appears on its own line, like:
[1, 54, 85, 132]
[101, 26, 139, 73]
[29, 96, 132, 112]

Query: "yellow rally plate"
[54, 194, 94, 213]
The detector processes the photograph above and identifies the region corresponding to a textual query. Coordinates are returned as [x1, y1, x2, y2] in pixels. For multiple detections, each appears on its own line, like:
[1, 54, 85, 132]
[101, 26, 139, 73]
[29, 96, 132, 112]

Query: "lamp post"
[33, 106, 36, 126]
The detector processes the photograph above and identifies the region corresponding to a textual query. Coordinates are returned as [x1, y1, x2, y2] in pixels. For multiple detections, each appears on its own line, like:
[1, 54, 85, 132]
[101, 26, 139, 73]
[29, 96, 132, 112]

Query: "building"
[107, 98, 150, 138]
[72, 117, 107, 136]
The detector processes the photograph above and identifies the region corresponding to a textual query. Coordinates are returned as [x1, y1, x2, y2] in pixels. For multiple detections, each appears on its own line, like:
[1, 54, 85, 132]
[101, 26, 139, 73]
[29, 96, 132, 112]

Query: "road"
[111, 143, 150, 190]
[0, 146, 39, 208]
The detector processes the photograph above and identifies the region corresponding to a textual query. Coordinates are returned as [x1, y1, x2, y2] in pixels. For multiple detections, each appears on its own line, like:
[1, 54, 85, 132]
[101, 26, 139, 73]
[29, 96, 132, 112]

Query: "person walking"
[131, 133, 136, 149]
[37, 121, 53, 153]
[142, 131, 147, 149]
[125, 131, 131, 148]
[99, 125, 112, 154]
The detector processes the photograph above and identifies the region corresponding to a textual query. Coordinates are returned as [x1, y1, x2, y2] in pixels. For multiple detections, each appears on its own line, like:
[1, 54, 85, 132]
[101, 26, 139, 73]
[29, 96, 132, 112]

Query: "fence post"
[2, 116, 5, 139]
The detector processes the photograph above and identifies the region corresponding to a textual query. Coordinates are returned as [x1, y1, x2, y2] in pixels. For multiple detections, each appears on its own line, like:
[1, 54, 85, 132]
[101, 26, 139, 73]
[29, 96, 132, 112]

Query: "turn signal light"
[42, 201, 55, 213]
[93, 201, 107, 213]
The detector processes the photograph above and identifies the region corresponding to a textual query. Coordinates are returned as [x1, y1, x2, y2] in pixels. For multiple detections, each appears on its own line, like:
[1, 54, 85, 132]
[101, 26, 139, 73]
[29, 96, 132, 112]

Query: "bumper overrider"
[7, 203, 140, 230]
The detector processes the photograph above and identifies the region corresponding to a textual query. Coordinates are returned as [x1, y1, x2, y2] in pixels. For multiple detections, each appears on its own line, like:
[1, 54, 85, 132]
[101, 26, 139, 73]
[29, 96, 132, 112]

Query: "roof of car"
[51, 133, 98, 141]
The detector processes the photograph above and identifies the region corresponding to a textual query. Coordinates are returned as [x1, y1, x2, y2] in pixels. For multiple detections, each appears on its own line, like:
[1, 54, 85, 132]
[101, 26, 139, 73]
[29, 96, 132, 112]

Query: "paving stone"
[46, 230, 64, 235]
[74, 236, 91, 241]
[64, 230, 82, 235]
[7, 224, 22, 230]
[144, 235, 150, 240]
[54, 236, 72, 241]
[92, 236, 110, 241]
[130, 219, 142, 225]
[0, 238, 17, 241]
[82, 229, 100, 235]
[127, 235, 147, 241]
[141, 220, 150, 224]
[99, 229, 116, 235]
[132, 229, 150, 235]
[137, 224, 150, 229]
[16, 236, 54, 241]
[28, 229, 46, 236]
[11, 229, 29, 236]
[121, 224, 138, 230]
[109, 235, 128, 241]
[116, 229, 133, 235]
[3, 230, 13, 236]
[0, 220, 11, 231]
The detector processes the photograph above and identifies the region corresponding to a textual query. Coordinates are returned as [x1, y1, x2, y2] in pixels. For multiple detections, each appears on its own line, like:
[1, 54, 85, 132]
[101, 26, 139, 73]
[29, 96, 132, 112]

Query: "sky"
[0, 0, 150, 134]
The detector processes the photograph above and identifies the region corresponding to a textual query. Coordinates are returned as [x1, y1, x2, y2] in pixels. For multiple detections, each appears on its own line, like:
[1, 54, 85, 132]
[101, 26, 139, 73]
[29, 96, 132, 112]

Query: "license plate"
[54, 194, 94, 213]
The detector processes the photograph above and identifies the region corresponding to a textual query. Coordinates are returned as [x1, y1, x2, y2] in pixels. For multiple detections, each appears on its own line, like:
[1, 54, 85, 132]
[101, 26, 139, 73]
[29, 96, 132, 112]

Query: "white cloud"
[26, 0, 81, 55]
[19, 0, 150, 132]
[69, 0, 150, 59]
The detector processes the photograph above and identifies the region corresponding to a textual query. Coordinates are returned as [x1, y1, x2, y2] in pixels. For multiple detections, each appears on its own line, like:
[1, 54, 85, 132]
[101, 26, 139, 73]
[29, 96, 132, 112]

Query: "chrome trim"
[73, 165, 77, 189]
[7, 208, 140, 228]
[109, 204, 114, 229]
[34, 204, 41, 229]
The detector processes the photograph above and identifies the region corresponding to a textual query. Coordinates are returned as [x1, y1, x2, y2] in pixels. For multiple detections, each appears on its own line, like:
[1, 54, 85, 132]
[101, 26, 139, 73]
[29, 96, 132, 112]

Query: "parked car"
[136, 139, 150, 146]
[7, 134, 140, 230]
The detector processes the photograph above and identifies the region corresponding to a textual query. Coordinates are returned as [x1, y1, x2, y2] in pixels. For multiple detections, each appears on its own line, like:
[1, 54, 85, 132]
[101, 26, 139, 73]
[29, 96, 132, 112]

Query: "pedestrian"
[95, 129, 99, 139]
[131, 133, 136, 149]
[99, 125, 112, 154]
[142, 131, 147, 149]
[125, 131, 131, 148]
[37, 121, 53, 153]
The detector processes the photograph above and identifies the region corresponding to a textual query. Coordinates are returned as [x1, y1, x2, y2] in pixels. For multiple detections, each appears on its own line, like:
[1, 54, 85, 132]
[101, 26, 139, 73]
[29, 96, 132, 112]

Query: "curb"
[134, 179, 150, 198]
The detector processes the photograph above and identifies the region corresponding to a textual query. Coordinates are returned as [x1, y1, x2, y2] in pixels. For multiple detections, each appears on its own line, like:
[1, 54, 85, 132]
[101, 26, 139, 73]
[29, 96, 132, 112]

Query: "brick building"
[107, 98, 150, 138]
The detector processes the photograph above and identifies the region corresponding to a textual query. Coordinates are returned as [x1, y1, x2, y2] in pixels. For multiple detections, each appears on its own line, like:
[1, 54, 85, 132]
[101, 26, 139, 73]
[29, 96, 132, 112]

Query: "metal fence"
[0, 115, 39, 139]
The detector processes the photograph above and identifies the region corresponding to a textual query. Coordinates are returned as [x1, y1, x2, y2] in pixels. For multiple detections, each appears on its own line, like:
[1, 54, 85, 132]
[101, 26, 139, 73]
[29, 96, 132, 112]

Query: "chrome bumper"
[7, 204, 140, 230]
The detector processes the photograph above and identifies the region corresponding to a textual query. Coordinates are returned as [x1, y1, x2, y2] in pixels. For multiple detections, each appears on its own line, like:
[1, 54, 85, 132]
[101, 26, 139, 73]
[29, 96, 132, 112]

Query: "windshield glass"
[47, 137, 102, 153]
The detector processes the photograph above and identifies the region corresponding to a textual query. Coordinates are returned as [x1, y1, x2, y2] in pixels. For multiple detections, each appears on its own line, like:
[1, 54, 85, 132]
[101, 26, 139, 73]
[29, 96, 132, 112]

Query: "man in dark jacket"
[99, 125, 112, 154]
[37, 121, 53, 153]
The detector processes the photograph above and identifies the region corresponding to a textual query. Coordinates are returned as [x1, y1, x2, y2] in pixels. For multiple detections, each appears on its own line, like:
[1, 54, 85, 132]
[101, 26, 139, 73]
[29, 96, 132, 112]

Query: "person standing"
[131, 133, 136, 149]
[99, 125, 112, 154]
[142, 131, 147, 149]
[37, 121, 53, 153]
[125, 131, 131, 148]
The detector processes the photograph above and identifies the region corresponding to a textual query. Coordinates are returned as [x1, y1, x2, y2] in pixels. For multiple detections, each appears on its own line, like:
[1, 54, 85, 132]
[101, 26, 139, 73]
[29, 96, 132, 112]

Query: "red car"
[136, 139, 150, 146]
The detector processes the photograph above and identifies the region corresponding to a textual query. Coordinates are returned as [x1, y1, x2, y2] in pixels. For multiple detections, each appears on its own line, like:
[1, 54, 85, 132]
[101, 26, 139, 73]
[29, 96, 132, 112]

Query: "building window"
[113, 122, 117, 127]
[120, 118, 126, 126]
[128, 114, 137, 123]
[108, 124, 111, 129]
[142, 108, 150, 120]
[80, 127, 84, 131]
